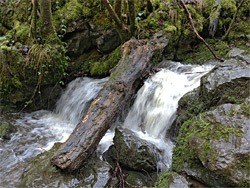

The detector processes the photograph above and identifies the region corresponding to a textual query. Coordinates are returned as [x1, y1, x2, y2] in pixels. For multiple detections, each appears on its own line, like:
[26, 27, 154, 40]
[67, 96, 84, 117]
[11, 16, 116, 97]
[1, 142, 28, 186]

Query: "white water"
[0, 77, 108, 187]
[122, 62, 213, 169]
[0, 62, 213, 186]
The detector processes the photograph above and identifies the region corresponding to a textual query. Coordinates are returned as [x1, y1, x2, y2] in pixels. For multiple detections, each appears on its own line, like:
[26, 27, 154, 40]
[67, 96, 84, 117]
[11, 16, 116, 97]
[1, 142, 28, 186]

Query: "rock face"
[64, 21, 121, 57]
[188, 102, 250, 186]
[106, 128, 159, 172]
[170, 56, 250, 187]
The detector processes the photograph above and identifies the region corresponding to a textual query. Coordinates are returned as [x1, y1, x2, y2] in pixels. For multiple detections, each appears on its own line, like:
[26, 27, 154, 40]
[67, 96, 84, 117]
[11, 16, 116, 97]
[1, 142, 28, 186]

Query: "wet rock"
[172, 98, 250, 187]
[167, 88, 204, 142]
[155, 171, 190, 188]
[106, 128, 159, 172]
[18, 143, 112, 188]
[0, 122, 15, 140]
[200, 62, 250, 106]
[228, 48, 250, 63]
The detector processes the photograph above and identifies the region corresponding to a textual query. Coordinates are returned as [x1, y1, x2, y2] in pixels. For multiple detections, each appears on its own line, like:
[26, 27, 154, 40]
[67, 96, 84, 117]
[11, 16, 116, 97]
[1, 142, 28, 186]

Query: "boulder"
[172, 98, 250, 187]
[64, 21, 121, 57]
[96, 29, 121, 54]
[0, 122, 15, 140]
[106, 128, 159, 172]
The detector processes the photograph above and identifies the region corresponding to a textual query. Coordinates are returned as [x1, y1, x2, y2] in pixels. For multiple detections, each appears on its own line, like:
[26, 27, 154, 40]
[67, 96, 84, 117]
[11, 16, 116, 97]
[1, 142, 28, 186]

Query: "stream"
[0, 61, 213, 187]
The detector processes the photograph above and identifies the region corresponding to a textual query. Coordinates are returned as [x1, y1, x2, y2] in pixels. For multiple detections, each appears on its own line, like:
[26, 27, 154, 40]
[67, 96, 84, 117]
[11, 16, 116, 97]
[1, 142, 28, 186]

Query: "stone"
[106, 128, 159, 172]
[173, 99, 250, 187]
[96, 29, 121, 54]
[200, 62, 250, 106]
[0, 122, 15, 140]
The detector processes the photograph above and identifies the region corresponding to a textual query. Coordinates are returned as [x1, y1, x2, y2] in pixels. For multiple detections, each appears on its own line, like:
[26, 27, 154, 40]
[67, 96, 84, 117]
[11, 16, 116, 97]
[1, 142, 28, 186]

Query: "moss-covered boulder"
[172, 98, 250, 187]
[0, 122, 15, 140]
[155, 171, 190, 188]
[106, 128, 159, 172]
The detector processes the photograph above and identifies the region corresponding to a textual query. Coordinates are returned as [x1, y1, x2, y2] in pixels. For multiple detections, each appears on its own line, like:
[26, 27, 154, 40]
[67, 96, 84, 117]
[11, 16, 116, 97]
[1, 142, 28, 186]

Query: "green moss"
[0, 122, 15, 139]
[90, 46, 121, 76]
[53, 0, 83, 29]
[172, 111, 245, 173]
[155, 171, 178, 188]
[14, 22, 30, 44]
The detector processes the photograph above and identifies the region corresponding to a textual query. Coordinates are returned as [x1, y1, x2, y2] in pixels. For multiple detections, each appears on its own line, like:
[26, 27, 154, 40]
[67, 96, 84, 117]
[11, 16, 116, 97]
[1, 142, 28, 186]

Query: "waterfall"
[54, 77, 108, 124]
[122, 62, 213, 169]
[0, 62, 213, 186]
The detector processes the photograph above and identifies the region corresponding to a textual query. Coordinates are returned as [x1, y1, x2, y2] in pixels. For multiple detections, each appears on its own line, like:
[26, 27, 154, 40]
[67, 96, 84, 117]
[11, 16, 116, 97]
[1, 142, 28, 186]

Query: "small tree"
[101, 0, 137, 42]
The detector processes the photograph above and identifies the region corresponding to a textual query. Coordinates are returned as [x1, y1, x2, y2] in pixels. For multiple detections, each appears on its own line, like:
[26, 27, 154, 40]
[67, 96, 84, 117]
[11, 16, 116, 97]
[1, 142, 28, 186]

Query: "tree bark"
[31, 0, 38, 40]
[50, 36, 168, 171]
[128, 0, 136, 36]
[40, 0, 57, 42]
[114, 0, 122, 19]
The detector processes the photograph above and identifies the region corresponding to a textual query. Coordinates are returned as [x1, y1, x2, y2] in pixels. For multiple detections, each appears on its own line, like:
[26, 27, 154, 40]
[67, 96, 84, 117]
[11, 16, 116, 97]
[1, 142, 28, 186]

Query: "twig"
[125, 180, 143, 188]
[80, 170, 85, 183]
[37, 146, 55, 153]
[180, 0, 224, 62]
[142, 168, 154, 182]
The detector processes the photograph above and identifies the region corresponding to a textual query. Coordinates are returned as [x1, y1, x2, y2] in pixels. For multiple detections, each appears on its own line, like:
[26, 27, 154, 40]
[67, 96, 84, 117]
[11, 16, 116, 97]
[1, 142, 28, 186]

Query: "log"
[50, 36, 168, 171]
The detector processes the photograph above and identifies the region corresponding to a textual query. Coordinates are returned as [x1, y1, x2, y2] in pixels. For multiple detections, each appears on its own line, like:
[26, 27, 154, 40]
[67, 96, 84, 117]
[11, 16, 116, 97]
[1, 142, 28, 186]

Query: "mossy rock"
[172, 100, 250, 187]
[0, 122, 15, 140]
[90, 45, 121, 77]
[155, 171, 190, 188]
[106, 128, 158, 172]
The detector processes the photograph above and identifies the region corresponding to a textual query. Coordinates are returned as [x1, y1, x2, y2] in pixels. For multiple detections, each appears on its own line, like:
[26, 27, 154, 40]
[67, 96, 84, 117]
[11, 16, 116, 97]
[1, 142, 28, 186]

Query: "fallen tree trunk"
[50, 35, 169, 171]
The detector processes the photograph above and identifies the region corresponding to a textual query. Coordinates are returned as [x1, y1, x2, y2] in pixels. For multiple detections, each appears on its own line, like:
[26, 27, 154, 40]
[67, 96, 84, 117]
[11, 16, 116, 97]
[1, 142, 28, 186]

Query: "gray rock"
[200, 63, 250, 106]
[228, 48, 245, 58]
[169, 174, 190, 188]
[96, 29, 121, 53]
[183, 100, 250, 187]
[0, 122, 15, 140]
[106, 128, 159, 172]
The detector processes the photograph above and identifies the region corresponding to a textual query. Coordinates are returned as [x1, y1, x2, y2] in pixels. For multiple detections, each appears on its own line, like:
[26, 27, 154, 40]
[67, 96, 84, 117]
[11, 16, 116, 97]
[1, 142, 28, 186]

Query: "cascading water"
[0, 61, 213, 187]
[0, 77, 108, 187]
[122, 62, 213, 170]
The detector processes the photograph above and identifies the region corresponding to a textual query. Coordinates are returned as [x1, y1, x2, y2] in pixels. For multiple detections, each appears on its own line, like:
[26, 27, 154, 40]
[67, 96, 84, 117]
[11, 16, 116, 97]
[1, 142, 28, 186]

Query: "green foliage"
[14, 22, 30, 44]
[53, 0, 83, 30]
[28, 43, 68, 85]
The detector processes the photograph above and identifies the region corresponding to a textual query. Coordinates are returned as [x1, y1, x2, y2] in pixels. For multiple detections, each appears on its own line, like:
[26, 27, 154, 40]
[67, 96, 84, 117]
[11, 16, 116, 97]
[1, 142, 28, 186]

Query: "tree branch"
[101, 0, 124, 29]
[180, 0, 224, 62]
